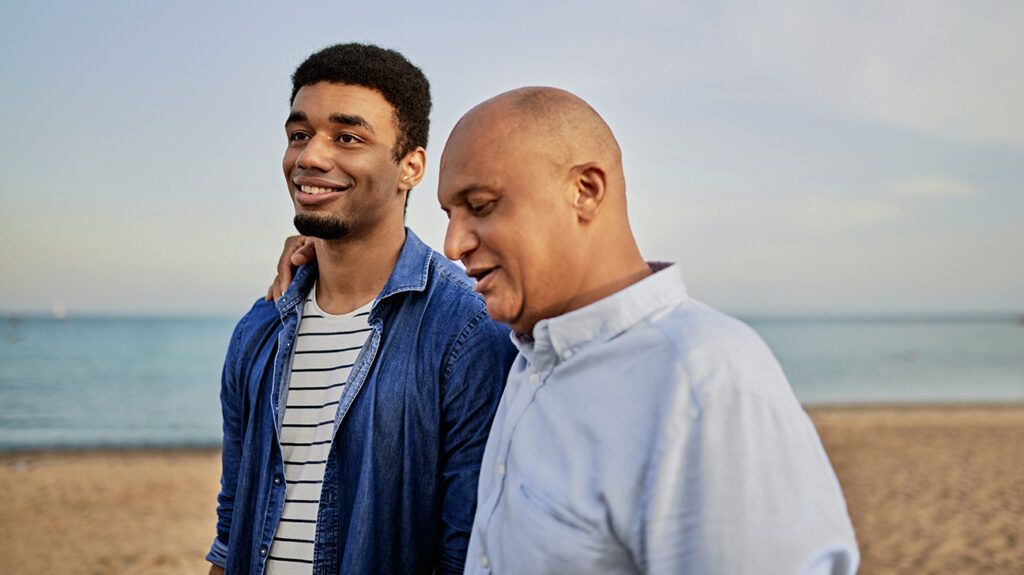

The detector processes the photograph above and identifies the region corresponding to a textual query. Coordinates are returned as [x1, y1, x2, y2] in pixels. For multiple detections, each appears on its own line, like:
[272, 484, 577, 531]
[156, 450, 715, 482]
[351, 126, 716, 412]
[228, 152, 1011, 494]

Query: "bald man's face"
[438, 116, 581, 334]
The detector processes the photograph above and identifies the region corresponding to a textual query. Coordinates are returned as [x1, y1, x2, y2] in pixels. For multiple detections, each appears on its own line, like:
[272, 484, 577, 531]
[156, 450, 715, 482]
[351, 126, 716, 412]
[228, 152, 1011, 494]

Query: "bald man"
[272, 87, 859, 574]
[438, 88, 859, 575]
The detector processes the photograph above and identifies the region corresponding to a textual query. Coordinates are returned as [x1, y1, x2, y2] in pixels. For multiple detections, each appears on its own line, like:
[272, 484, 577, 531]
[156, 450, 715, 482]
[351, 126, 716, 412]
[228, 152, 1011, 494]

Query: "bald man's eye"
[468, 201, 496, 217]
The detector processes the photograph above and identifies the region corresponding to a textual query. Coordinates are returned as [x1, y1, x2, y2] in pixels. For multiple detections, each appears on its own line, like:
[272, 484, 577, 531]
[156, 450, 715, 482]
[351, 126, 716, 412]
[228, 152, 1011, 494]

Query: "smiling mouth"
[299, 184, 349, 195]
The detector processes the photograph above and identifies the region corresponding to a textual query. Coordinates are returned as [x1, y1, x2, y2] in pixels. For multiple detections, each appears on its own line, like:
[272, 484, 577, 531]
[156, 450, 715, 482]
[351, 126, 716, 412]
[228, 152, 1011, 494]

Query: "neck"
[564, 241, 651, 314]
[312, 223, 407, 315]
[519, 231, 651, 336]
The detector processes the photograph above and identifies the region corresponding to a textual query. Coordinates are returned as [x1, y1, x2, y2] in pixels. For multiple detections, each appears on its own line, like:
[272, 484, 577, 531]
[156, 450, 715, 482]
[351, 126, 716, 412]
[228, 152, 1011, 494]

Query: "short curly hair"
[291, 43, 431, 162]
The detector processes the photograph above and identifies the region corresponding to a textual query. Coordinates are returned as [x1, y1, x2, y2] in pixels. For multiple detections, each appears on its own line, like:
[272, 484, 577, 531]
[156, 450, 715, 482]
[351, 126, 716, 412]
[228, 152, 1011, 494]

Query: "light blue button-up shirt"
[466, 263, 859, 574]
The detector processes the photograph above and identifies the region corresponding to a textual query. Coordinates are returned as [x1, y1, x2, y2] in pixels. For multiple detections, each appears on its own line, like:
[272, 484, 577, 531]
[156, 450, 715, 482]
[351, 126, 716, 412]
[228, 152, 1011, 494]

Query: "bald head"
[447, 87, 625, 195]
[438, 87, 650, 335]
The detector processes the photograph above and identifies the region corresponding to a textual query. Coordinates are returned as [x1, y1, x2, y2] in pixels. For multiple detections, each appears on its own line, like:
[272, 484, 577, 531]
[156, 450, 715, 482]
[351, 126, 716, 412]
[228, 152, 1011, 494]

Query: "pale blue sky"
[2, 0, 1022, 316]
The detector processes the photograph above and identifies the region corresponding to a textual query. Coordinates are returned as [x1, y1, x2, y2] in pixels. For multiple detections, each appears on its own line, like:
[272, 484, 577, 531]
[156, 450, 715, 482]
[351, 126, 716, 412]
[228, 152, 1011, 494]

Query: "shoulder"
[639, 298, 798, 410]
[226, 297, 282, 358]
[421, 250, 514, 355]
[421, 250, 491, 321]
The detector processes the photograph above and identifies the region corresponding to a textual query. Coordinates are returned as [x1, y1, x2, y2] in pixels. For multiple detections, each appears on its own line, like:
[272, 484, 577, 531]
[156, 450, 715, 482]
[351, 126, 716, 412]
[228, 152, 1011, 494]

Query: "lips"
[292, 179, 351, 207]
[466, 266, 498, 293]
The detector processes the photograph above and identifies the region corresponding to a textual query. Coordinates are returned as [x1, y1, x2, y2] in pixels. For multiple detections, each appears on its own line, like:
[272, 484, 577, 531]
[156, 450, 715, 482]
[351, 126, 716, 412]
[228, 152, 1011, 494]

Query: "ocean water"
[0, 317, 233, 451]
[1, 314, 1023, 450]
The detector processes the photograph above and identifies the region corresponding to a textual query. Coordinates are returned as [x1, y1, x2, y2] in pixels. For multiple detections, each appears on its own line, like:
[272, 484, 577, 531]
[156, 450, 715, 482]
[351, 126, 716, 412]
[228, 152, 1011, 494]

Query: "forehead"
[438, 130, 507, 203]
[439, 116, 564, 198]
[290, 82, 397, 130]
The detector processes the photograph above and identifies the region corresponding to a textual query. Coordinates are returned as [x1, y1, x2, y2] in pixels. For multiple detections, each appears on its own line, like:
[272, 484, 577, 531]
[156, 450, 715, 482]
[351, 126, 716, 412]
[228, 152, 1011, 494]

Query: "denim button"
[260, 546, 267, 556]
[273, 476, 282, 486]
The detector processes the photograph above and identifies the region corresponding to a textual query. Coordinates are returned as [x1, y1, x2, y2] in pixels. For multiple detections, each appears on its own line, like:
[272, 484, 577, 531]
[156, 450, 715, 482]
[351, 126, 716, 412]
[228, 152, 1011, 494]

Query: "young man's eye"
[338, 133, 360, 144]
[288, 132, 310, 142]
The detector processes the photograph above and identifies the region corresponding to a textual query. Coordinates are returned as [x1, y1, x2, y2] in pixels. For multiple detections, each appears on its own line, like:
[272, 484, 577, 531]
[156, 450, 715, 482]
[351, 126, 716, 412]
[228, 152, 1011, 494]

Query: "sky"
[1, 0, 1022, 316]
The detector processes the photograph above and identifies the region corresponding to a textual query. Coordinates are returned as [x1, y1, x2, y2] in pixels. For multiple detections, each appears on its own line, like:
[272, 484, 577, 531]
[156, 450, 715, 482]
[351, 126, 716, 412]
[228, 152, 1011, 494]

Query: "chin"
[483, 298, 511, 324]
[487, 302, 529, 334]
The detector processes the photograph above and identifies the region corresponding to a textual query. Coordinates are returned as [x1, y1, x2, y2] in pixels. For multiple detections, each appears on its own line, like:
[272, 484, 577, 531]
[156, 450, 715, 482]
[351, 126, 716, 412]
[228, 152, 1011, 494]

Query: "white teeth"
[300, 185, 338, 195]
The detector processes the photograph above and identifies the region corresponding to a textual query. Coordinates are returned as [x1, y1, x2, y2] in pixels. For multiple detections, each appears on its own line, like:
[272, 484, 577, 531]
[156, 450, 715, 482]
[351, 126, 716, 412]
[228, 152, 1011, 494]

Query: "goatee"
[293, 213, 350, 240]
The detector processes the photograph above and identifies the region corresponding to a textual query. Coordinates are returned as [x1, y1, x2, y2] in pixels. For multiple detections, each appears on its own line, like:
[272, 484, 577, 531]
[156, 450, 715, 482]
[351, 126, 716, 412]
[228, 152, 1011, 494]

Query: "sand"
[813, 405, 1024, 574]
[1, 405, 1022, 574]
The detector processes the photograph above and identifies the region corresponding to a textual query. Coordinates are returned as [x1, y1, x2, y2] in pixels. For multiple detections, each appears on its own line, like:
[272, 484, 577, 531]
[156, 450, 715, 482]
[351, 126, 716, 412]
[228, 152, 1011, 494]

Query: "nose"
[295, 134, 333, 172]
[443, 214, 479, 262]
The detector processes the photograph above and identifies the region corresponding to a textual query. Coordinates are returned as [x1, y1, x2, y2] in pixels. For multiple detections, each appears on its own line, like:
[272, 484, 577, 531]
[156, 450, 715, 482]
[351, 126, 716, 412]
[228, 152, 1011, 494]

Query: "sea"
[2, 314, 1023, 451]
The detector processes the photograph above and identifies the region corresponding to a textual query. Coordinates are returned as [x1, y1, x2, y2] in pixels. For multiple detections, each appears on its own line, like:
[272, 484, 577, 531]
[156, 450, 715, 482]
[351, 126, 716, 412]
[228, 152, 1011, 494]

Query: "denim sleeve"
[206, 313, 249, 568]
[437, 310, 515, 575]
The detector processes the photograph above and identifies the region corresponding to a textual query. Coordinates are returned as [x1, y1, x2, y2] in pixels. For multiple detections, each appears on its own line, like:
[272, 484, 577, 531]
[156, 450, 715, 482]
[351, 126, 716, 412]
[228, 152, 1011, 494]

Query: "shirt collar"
[276, 227, 433, 319]
[511, 262, 687, 372]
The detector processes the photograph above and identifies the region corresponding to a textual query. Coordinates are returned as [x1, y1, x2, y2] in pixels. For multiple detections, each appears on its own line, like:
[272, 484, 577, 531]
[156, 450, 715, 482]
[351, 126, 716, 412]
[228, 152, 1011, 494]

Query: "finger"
[291, 240, 316, 266]
[277, 236, 303, 276]
[274, 237, 304, 293]
[275, 273, 289, 300]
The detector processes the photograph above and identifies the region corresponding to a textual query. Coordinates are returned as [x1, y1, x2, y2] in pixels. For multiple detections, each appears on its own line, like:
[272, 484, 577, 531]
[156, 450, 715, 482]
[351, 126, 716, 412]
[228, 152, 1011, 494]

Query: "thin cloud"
[887, 175, 978, 199]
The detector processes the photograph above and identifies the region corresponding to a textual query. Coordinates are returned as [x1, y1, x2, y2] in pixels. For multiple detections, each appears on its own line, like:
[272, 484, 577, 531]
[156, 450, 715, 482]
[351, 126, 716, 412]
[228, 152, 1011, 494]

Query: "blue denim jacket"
[207, 229, 516, 574]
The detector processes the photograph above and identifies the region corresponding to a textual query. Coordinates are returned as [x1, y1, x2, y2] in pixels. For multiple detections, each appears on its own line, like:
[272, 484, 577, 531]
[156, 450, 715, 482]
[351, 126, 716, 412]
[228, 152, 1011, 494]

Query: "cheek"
[282, 150, 297, 175]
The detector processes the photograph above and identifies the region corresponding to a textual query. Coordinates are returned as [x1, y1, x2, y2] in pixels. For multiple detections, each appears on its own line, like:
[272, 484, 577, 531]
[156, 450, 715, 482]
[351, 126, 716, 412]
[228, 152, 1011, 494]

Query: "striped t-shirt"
[265, 289, 372, 574]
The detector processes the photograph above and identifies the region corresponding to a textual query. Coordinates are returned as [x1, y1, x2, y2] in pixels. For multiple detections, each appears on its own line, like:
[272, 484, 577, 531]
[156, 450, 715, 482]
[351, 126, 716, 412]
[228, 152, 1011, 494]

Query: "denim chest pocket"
[503, 482, 610, 573]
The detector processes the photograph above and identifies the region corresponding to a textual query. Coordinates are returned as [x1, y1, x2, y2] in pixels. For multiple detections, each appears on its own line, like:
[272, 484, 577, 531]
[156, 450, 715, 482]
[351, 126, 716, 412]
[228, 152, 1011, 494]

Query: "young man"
[208, 44, 515, 575]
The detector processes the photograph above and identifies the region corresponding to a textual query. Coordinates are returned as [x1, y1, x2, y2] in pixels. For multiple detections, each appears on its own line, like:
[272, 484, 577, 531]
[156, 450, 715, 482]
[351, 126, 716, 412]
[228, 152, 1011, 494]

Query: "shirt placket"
[476, 359, 552, 572]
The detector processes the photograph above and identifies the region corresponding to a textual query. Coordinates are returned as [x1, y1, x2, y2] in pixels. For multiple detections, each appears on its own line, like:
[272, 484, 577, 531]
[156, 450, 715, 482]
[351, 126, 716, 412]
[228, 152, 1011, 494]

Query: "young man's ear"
[398, 147, 427, 192]
[572, 163, 607, 222]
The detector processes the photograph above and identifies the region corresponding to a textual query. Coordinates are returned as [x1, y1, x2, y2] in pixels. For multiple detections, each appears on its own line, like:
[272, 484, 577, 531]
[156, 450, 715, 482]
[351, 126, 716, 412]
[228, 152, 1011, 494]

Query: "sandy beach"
[2, 405, 1022, 574]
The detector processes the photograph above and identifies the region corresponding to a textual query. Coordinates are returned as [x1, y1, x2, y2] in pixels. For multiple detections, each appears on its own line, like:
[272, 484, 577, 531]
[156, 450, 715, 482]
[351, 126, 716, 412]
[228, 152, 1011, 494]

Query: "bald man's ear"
[572, 163, 607, 222]
[398, 147, 427, 192]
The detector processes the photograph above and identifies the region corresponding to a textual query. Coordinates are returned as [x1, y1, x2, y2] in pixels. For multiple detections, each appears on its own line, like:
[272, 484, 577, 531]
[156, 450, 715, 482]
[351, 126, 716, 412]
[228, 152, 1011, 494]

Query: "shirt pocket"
[502, 482, 608, 574]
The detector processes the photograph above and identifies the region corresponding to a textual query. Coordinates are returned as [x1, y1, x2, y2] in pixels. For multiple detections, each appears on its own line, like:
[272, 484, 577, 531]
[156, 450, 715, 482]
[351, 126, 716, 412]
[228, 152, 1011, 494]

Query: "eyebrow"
[330, 113, 375, 133]
[284, 111, 374, 133]
[441, 185, 495, 211]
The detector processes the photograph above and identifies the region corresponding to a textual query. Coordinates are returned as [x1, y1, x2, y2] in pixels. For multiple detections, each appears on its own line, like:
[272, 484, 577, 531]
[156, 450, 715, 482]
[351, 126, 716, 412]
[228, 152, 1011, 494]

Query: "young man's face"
[438, 116, 580, 335]
[283, 82, 406, 240]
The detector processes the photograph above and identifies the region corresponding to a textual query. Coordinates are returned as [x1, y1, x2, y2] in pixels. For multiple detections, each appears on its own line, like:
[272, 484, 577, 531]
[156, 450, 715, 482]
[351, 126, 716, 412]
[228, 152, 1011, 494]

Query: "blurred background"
[1, 1, 1022, 573]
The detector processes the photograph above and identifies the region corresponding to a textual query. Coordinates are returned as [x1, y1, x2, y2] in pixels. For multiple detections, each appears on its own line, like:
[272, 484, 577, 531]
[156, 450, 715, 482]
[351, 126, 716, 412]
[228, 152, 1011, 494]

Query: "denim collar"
[275, 227, 433, 320]
[512, 262, 687, 373]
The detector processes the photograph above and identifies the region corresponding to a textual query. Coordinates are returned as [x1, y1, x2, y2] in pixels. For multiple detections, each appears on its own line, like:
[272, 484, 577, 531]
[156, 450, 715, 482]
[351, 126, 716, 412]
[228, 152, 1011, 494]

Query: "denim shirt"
[207, 229, 516, 574]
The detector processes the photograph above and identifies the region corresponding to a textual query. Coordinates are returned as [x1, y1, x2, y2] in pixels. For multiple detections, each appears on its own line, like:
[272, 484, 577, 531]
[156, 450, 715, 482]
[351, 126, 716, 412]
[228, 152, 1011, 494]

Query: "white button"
[481, 554, 490, 569]
[563, 349, 574, 359]
[529, 373, 539, 384]
[496, 463, 505, 477]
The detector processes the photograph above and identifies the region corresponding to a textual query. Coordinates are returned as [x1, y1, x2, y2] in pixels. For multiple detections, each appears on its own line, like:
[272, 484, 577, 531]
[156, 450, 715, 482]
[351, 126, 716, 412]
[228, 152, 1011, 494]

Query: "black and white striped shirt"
[265, 289, 372, 574]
